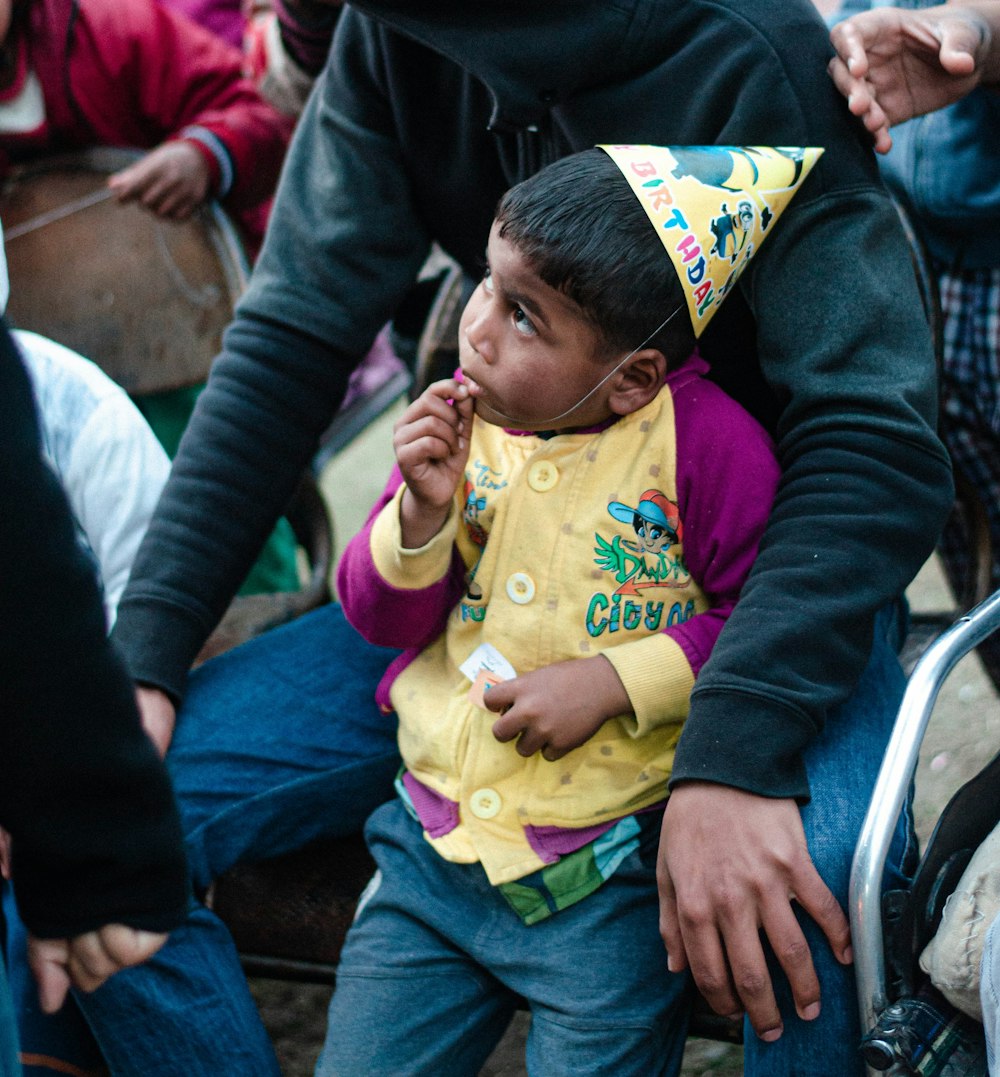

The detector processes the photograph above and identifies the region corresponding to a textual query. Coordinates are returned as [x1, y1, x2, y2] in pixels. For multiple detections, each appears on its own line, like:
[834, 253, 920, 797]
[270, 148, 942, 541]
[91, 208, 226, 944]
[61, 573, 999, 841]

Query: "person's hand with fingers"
[107, 141, 212, 220]
[394, 376, 477, 549]
[27, 924, 169, 1015]
[657, 782, 853, 1041]
[487, 655, 630, 760]
[828, 3, 999, 153]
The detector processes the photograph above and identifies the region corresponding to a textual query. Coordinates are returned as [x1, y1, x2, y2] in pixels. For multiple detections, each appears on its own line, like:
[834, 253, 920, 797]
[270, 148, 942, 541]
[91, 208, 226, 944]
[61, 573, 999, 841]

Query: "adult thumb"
[937, 14, 987, 75]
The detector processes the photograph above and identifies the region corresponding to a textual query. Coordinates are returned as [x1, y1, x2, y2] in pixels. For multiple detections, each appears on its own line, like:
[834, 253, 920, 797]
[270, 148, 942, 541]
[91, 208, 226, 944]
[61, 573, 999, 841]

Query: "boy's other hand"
[657, 783, 852, 1042]
[108, 142, 212, 220]
[28, 925, 169, 1014]
[395, 377, 476, 548]
[488, 656, 630, 759]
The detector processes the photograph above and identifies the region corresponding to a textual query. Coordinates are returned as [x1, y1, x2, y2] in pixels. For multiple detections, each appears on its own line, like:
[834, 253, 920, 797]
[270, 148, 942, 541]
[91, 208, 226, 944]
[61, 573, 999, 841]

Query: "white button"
[506, 572, 535, 604]
[469, 788, 502, 819]
[527, 461, 559, 492]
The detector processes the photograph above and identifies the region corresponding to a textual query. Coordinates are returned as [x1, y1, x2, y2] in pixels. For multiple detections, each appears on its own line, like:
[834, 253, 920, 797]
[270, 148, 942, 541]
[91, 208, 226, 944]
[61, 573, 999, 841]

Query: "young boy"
[331, 145, 818, 1074]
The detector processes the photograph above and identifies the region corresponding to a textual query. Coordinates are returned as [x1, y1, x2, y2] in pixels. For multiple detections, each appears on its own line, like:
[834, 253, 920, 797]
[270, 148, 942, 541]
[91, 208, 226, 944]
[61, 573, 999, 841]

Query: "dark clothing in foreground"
[0, 325, 187, 940]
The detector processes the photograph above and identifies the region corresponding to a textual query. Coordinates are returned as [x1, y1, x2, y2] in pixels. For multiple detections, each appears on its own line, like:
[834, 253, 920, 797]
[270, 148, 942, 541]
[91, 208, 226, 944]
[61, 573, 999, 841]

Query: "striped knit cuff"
[178, 126, 234, 198]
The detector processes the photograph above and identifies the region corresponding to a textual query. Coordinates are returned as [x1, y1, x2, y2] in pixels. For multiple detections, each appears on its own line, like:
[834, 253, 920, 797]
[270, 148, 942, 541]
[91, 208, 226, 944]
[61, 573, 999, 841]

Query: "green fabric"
[136, 386, 302, 595]
[496, 817, 643, 926]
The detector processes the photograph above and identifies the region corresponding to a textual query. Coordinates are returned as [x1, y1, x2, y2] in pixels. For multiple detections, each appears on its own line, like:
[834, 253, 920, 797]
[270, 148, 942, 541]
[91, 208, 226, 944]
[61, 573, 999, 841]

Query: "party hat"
[598, 145, 823, 337]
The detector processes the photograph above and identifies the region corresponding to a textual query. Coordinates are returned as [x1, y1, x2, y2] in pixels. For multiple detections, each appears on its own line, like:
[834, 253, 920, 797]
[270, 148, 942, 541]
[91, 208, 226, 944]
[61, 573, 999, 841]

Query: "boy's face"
[459, 223, 618, 432]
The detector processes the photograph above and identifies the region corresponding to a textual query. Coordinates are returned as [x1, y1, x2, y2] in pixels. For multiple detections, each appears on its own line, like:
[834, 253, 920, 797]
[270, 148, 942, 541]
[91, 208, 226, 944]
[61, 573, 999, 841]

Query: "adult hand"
[487, 656, 630, 760]
[394, 377, 476, 548]
[136, 685, 176, 758]
[657, 782, 852, 1041]
[27, 924, 169, 1014]
[108, 141, 212, 220]
[828, 4, 997, 153]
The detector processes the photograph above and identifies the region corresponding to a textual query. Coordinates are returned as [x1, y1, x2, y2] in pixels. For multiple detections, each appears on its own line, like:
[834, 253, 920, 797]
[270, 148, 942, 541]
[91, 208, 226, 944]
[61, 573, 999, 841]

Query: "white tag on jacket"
[459, 642, 517, 684]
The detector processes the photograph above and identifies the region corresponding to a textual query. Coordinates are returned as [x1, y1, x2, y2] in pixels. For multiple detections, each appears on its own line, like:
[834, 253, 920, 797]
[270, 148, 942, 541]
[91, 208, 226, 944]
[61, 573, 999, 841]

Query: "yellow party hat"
[598, 145, 823, 337]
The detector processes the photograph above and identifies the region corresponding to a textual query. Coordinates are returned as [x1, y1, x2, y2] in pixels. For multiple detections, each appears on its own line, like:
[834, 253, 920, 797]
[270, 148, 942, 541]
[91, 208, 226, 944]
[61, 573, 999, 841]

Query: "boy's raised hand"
[487, 655, 630, 760]
[394, 377, 476, 548]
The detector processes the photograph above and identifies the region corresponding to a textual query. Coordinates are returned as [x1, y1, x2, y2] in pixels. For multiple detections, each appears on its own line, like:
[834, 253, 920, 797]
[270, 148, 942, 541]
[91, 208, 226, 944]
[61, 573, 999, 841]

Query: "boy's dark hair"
[495, 148, 695, 365]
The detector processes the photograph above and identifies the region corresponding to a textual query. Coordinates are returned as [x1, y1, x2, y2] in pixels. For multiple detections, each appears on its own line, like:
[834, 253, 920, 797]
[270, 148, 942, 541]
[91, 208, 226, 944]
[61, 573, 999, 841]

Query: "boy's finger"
[515, 732, 546, 757]
[425, 377, 470, 402]
[482, 680, 514, 714]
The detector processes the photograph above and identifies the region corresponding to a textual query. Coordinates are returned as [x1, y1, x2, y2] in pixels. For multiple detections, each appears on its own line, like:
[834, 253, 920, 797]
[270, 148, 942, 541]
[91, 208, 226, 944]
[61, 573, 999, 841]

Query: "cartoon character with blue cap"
[606, 488, 682, 556]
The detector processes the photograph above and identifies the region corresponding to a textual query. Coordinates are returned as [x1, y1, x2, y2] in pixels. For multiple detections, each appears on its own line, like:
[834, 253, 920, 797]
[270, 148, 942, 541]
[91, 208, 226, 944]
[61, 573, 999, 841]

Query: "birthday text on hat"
[617, 150, 716, 320]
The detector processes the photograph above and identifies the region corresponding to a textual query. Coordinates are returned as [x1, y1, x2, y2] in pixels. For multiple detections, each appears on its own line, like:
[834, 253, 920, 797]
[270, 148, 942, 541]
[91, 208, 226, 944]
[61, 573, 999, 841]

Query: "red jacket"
[6, 0, 293, 250]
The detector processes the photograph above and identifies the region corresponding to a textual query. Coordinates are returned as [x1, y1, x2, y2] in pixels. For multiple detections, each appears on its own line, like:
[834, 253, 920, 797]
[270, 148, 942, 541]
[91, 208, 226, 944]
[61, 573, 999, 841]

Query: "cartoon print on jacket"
[595, 488, 690, 595]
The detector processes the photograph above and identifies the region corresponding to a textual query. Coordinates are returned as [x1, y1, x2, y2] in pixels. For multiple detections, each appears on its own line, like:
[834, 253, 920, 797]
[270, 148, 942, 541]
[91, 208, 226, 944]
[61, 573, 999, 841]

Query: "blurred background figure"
[0, 0, 302, 596]
[0, 0, 293, 256]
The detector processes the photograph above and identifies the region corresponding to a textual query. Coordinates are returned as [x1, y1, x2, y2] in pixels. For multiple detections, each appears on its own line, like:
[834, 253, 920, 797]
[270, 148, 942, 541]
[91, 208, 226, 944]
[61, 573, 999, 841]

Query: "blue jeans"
[71, 605, 401, 1077]
[0, 955, 21, 1077]
[741, 601, 916, 1077]
[50, 601, 908, 1076]
[320, 800, 688, 1077]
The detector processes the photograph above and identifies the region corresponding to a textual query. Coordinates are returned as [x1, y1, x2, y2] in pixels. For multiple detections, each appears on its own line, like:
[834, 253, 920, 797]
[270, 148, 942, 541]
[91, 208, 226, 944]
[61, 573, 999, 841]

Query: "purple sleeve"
[336, 464, 466, 649]
[667, 372, 780, 676]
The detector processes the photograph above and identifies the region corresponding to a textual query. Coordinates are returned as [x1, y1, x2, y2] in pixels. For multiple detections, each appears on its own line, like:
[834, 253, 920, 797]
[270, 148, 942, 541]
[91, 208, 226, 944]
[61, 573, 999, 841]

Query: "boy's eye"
[482, 268, 494, 293]
[512, 306, 537, 336]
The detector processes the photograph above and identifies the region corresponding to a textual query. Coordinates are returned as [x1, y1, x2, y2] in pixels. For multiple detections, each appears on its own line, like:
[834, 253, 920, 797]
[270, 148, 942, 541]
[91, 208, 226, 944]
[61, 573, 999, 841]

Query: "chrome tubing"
[850, 588, 1000, 1071]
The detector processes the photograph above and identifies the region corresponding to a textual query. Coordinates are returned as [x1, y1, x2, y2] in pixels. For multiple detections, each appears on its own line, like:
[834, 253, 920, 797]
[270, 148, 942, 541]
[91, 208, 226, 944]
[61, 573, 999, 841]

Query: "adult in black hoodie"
[106, 1, 952, 1072]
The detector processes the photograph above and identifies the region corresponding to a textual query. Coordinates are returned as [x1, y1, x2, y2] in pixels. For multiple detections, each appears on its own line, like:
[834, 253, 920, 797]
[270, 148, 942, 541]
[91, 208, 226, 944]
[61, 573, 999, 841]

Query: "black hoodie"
[112, 0, 953, 801]
[1, 327, 186, 939]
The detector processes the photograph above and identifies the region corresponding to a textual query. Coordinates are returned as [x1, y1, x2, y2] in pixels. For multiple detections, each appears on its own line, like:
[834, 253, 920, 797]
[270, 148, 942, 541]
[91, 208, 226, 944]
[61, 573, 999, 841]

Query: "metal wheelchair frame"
[851, 588, 1000, 1075]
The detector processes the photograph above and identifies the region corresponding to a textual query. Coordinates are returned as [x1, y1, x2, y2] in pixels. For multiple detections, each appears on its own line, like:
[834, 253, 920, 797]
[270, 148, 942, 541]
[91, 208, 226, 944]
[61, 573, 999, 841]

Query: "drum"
[0, 146, 249, 394]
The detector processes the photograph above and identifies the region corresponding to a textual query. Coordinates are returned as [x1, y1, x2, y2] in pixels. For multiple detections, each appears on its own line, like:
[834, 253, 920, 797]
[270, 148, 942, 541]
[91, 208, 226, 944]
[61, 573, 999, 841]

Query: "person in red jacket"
[0, 0, 293, 254]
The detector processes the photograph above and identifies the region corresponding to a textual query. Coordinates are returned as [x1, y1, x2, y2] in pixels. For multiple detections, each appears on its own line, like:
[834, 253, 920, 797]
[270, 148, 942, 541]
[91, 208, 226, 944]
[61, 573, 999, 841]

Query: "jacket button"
[527, 461, 559, 492]
[469, 788, 502, 819]
[506, 572, 535, 604]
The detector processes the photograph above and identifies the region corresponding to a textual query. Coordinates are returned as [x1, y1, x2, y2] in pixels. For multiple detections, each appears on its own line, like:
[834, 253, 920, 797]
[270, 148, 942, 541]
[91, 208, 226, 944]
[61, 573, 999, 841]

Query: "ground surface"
[245, 403, 999, 1075]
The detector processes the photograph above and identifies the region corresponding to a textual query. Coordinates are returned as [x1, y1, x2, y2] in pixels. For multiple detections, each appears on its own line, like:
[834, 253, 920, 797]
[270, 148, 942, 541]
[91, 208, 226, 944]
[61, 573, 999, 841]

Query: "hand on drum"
[108, 142, 212, 221]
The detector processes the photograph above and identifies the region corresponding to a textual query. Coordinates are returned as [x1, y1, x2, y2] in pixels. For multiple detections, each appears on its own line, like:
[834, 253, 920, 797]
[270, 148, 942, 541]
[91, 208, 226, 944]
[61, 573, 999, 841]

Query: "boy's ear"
[607, 348, 667, 416]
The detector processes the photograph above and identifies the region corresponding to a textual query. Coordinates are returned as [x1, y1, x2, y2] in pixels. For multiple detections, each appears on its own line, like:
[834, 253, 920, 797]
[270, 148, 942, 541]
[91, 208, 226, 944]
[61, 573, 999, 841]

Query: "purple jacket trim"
[401, 771, 460, 838]
[524, 819, 616, 863]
